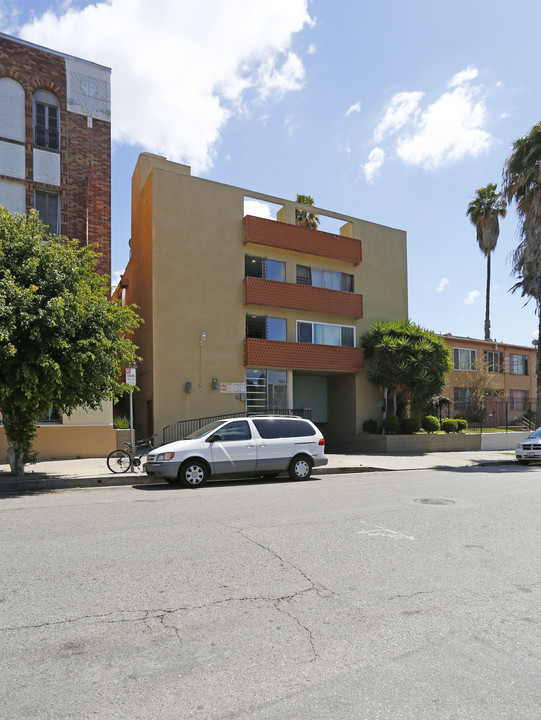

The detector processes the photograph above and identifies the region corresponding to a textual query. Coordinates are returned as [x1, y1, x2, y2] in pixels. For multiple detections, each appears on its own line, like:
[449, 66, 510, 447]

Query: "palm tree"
[466, 184, 506, 341]
[295, 194, 320, 230]
[502, 121, 541, 422]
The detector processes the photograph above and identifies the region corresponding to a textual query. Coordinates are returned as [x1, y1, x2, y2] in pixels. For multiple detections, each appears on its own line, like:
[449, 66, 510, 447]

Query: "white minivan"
[145, 415, 327, 487]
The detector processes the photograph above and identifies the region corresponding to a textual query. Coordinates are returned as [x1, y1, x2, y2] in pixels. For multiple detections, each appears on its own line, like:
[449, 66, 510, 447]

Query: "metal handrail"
[162, 408, 311, 445]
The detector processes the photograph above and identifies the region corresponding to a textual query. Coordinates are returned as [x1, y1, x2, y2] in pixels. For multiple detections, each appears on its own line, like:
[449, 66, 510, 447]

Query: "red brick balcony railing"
[243, 215, 362, 265]
[245, 338, 364, 372]
[244, 277, 363, 318]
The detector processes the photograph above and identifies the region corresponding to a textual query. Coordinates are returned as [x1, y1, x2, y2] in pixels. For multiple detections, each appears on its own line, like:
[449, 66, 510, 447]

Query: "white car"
[515, 427, 541, 464]
[145, 415, 327, 487]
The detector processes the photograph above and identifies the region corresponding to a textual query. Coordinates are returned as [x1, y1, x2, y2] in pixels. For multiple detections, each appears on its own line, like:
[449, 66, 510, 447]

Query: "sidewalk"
[0, 449, 518, 493]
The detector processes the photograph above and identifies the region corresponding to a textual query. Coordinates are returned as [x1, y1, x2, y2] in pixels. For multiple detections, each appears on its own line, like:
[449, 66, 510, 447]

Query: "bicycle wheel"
[107, 449, 132, 473]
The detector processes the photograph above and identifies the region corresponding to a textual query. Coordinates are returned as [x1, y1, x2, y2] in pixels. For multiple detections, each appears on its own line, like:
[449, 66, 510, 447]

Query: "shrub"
[113, 416, 130, 429]
[400, 417, 421, 434]
[442, 418, 458, 433]
[421, 415, 440, 433]
[456, 418, 468, 433]
[383, 415, 400, 434]
[362, 418, 379, 434]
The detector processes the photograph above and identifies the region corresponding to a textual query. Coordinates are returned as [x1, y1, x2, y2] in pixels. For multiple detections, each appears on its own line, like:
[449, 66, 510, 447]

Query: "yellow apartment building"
[116, 153, 408, 450]
[441, 334, 537, 426]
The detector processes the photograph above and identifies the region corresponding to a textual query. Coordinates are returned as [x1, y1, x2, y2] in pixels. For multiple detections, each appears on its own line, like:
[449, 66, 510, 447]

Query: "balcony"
[245, 338, 364, 372]
[243, 215, 362, 265]
[244, 276, 363, 318]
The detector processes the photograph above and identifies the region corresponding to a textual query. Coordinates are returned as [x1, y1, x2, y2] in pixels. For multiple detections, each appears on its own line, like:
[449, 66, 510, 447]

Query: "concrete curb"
[0, 459, 517, 493]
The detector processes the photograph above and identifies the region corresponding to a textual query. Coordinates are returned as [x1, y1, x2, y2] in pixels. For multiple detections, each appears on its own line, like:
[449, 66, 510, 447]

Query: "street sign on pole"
[126, 367, 136, 449]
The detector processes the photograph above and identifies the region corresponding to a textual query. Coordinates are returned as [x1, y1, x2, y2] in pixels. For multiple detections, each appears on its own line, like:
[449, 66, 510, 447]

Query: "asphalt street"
[1, 465, 540, 719]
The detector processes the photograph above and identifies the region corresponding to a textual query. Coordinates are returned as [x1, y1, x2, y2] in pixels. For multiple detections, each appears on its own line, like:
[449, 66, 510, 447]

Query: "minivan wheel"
[178, 460, 208, 488]
[288, 455, 312, 481]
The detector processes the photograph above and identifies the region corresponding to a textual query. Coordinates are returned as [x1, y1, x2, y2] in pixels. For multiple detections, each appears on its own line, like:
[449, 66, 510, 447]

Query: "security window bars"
[35, 102, 59, 150]
[246, 369, 288, 413]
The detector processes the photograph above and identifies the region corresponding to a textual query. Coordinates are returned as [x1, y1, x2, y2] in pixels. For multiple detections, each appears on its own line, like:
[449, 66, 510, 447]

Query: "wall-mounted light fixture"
[185, 381, 192, 394]
[212, 377, 219, 390]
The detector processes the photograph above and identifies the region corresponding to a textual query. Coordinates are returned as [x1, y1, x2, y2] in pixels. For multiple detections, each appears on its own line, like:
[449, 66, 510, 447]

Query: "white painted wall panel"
[33, 148, 61, 186]
[0, 78, 25, 142]
[0, 141, 25, 179]
[0, 179, 26, 214]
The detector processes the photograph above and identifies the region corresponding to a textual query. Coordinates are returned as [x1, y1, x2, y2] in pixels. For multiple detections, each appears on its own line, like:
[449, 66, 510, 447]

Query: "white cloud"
[307, 43, 317, 55]
[373, 91, 424, 142]
[363, 147, 385, 183]
[437, 278, 449, 292]
[363, 66, 494, 181]
[396, 82, 492, 168]
[244, 200, 276, 220]
[464, 290, 480, 305]
[448, 66, 479, 88]
[346, 101, 361, 117]
[15, 0, 313, 173]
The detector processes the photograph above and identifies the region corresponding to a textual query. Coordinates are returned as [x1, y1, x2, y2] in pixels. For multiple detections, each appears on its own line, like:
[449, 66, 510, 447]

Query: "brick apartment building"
[0, 32, 115, 459]
[115, 153, 409, 449]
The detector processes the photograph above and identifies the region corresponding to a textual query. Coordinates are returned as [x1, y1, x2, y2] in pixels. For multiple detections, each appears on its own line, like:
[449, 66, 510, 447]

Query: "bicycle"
[107, 434, 158, 473]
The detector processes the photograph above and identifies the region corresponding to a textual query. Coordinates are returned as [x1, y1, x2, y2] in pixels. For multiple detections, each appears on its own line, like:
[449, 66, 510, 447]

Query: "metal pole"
[129, 389, 135, 449]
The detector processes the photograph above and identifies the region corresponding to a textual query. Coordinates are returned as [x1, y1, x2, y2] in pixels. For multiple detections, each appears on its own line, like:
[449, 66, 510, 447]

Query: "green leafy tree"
[466, 183, 506, 340]
[361, 320, 452, 423]
[502, 121, 541, 422]
[295, 194, 320, 229]
[0, 207, 141, 476]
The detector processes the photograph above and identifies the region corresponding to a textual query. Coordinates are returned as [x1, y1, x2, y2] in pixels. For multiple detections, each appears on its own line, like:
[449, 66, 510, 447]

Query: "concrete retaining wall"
[333, 430, 530, 454]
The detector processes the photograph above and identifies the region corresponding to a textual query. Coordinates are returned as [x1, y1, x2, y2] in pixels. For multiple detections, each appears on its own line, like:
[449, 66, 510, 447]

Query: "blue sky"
[2, 0, 539, 346]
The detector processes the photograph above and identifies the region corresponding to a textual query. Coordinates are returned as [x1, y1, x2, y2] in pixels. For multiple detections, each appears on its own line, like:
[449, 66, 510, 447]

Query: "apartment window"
[296, 265, 354, 292]
[510, 389, 529, 411]
[245, 255, 285, 282]
[453, 388, 471, 403]
[246, 368, 288, 412]
[38, 407, 62, 424]
[484, 351, 502, 373]
[34, 190, 59, 234]
[453, 347, 477, 371]
[297, 320, 355, 347]
[246, 314, 286, 341]
[509, 353, 528, 375]
[33, 90, 60, 150]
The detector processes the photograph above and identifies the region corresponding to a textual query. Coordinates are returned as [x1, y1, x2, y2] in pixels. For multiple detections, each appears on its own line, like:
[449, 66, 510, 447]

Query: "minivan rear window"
[252, 418, 316, 439]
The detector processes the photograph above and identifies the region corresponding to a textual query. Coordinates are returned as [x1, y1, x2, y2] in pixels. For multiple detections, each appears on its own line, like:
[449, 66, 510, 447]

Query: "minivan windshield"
[184, 420, 226, 439]
[527, 427, 541, 438]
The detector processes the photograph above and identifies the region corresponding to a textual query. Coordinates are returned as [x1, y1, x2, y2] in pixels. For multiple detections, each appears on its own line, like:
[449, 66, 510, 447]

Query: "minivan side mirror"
[207, 433, 222, 443]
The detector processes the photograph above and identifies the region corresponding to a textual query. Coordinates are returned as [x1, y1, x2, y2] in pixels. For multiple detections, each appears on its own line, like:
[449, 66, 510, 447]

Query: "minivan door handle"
[247, 443, 255, 448]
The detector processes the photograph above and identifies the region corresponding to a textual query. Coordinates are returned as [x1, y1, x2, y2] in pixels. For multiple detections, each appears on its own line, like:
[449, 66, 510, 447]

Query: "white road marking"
[357, 521, 415, 540]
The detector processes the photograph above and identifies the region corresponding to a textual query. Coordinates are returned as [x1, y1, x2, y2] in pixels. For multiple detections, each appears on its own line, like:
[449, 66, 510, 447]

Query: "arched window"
[0, 77, 25, 142]
[33, 89, 60, 150]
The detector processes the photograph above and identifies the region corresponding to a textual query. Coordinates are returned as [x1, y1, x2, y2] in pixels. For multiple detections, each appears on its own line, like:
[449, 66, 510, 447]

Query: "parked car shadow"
[132, 474, 323, 491]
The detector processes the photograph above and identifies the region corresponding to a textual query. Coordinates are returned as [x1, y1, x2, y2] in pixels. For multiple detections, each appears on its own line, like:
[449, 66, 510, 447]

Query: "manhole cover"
[414, 498, 456, 506]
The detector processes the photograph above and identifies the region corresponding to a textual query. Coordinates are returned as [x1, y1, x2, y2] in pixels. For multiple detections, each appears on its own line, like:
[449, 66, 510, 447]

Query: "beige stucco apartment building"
[441, 334, 537, 426]
[117, 153, 408, 450]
